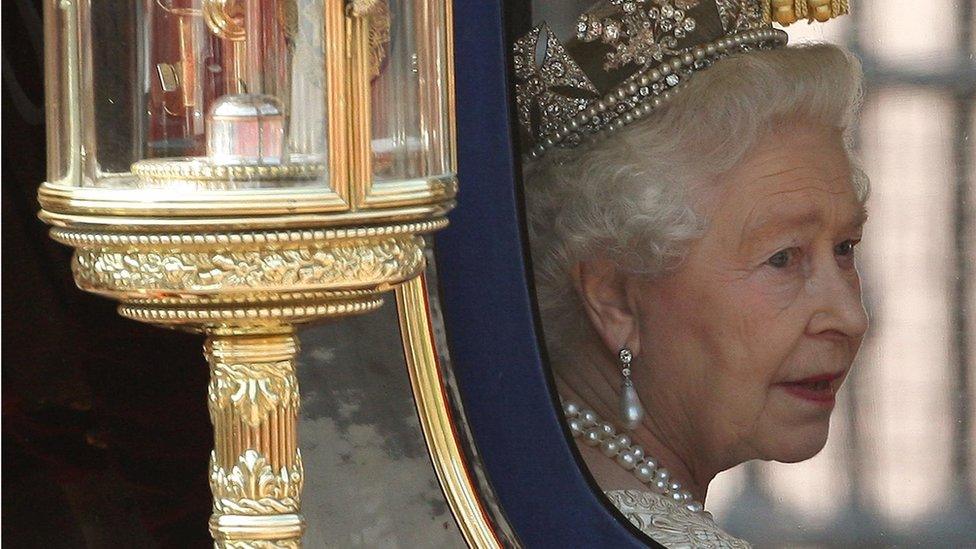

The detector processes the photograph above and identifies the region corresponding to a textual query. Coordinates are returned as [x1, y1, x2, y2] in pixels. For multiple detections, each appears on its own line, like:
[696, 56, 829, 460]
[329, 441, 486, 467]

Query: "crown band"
[523, 27, 788, 158]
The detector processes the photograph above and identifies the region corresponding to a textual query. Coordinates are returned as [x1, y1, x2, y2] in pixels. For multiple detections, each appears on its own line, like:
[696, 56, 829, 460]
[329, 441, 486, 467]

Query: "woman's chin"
[763, 423, 831, 464]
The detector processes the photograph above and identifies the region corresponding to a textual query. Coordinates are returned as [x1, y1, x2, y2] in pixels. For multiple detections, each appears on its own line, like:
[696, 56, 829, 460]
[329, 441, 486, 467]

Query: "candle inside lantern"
[207, 93, 286, 166]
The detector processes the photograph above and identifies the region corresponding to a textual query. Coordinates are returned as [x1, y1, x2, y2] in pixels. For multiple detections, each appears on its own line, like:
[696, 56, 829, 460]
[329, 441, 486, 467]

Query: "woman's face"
[632, 123, 868, 470]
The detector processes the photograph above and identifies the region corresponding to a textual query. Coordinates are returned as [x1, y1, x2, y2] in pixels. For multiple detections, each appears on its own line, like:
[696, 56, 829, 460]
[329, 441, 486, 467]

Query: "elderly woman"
[517, 1, 868, 546]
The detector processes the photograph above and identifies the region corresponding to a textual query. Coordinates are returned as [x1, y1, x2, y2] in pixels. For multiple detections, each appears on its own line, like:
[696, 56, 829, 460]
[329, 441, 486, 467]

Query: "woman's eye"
[835, 239, 859, 257]
[766, 249, 794, 269]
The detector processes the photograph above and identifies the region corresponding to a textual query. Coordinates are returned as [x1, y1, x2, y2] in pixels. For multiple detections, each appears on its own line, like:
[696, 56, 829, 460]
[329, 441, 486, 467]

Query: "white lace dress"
[604, 489, 751, 549]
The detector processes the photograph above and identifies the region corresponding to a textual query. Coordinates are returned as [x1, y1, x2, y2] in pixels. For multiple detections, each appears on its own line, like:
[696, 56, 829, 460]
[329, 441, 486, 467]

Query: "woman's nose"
[806, 260, 869, 341]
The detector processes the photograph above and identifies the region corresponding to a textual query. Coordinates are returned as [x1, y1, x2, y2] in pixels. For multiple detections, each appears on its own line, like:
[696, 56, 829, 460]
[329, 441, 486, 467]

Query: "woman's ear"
[571, 259, 641, 358]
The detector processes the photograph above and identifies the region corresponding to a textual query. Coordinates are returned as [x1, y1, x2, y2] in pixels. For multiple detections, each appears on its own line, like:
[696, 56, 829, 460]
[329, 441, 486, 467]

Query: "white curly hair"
[522, 44, 869, 365]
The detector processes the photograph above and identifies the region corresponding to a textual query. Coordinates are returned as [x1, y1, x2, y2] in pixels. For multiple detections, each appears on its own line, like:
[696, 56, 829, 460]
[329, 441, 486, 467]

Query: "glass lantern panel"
[43, 0, 71, 184]
[370, 0, 452, 183]
[50, 0, 330, 191]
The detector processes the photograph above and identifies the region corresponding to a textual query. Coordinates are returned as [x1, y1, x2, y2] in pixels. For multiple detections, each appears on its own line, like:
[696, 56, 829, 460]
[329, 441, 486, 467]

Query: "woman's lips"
[774, 371, 845, 405]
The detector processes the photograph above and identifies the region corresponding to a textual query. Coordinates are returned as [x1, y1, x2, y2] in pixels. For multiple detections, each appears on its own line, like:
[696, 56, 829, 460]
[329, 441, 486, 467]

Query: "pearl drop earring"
[618, 348, 645, 430]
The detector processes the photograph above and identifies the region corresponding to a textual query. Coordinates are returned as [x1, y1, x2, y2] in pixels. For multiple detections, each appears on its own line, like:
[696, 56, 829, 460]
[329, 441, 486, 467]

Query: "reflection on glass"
[296, 302, 467, 547]
[44, 0, 328, 190]
[43, 0, 71, 183]
[370, 0, 451, 182]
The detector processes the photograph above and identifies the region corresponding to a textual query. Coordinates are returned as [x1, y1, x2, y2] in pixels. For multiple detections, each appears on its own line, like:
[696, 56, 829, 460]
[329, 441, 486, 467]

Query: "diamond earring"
[618, 348, 645, 430]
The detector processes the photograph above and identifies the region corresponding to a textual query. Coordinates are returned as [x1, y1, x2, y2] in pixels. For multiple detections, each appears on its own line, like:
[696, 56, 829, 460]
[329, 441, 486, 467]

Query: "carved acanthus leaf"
[210, 450, 304, 516]
[208, 361, 299, 427]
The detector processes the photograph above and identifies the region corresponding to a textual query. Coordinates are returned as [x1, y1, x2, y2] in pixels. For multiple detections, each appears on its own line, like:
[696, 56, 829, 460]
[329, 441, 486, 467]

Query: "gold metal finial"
[765, 0, 850, 26]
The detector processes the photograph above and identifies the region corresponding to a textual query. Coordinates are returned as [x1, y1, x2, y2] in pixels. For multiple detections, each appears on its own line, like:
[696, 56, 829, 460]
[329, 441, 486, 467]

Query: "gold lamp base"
[35, 0, 505, 543]
[40, 202, 450, 547]
[48, 220, 445, 325]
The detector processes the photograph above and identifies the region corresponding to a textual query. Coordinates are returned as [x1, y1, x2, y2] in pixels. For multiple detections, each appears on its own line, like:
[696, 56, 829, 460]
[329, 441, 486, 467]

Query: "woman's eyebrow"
[848, 203, 869, 229]
[744, 208, 822, 238]
[736, 208, 821, 254]
[745, 201, 868, 239]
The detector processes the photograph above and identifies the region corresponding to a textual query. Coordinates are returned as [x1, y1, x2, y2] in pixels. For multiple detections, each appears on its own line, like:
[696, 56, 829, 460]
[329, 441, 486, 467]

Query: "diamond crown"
[513, 0, 850, 158]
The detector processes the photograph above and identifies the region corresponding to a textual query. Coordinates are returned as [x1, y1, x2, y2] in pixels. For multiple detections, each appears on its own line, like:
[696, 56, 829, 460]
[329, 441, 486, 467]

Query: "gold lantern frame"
[38, 1, 503, 546]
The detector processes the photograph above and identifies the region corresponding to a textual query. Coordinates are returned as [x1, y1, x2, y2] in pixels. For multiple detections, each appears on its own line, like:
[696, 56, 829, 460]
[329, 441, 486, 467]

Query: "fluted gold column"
[205, 329, 304, 548]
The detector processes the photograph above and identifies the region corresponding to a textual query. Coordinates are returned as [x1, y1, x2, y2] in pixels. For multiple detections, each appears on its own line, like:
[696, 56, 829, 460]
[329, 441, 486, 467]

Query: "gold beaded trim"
[49, 218, 449, 249]
[119, 298, 385, 324]
[131, 158, 326, 182]
[125, 289, 379, 306]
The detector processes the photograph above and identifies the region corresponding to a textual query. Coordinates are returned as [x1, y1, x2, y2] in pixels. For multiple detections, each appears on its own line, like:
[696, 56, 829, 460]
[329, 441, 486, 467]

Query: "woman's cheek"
[724, 283, 804, 385]
[750, 268, 806, 315]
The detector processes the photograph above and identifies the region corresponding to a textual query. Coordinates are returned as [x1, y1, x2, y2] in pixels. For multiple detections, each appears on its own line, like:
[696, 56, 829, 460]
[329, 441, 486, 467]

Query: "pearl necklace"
[562, 400, 706, 514]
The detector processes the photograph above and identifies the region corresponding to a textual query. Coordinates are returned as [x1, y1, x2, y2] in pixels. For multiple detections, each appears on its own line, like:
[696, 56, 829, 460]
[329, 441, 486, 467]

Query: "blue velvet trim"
[433, 2, 658, 546]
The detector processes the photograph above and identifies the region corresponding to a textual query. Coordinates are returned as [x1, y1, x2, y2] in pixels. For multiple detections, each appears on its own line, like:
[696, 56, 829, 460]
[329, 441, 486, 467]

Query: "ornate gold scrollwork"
[210, 449, 304, 515]
[72, 236, 425, 295]
[205, 333, 306, 547]
[209, 360, 299, 428]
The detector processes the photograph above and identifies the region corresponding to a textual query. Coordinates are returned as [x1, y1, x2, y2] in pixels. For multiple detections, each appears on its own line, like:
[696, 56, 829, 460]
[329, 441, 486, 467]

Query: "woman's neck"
[553, 358, 713, 503]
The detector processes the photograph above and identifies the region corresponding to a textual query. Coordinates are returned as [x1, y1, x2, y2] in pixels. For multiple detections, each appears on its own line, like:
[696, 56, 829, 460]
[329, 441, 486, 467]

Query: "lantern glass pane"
[370, 0, 452, 183]
[44, 0, 71, 184]
[48, 0, 331, 191]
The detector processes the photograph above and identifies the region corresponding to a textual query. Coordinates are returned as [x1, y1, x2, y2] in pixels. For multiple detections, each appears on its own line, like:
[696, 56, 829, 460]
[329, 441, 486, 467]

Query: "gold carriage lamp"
[38, 0, 456, 546]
